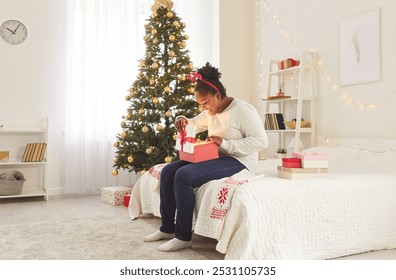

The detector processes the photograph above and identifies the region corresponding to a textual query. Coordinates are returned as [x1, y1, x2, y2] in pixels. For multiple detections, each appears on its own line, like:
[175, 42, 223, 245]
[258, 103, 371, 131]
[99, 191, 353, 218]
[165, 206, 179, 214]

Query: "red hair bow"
[187, 72, 219, 92]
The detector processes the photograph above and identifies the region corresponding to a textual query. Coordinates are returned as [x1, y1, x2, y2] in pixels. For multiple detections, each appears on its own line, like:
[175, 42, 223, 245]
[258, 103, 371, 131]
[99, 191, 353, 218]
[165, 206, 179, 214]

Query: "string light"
[322, 138, 396, 153]
[258, 0, 395, 110]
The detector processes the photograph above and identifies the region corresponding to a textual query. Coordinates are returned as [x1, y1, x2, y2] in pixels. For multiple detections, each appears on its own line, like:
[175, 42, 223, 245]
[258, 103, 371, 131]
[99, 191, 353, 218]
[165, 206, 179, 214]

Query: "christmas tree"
[113, 0, 204, 175]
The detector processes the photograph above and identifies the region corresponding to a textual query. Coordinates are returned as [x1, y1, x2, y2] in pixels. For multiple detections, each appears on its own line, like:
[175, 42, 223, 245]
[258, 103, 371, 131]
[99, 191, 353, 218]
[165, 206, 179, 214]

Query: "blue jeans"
[159, 156, 246, 241]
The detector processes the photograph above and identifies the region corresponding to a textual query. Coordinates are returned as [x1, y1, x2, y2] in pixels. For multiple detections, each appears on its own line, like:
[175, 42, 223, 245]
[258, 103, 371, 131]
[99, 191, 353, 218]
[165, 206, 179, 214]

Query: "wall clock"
[0, 20, 28, 45]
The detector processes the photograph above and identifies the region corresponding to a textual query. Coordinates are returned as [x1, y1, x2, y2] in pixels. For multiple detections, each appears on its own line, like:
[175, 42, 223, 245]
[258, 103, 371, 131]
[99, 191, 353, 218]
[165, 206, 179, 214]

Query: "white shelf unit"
[0, 120, 48, 201]
[263, 51, 317, 157]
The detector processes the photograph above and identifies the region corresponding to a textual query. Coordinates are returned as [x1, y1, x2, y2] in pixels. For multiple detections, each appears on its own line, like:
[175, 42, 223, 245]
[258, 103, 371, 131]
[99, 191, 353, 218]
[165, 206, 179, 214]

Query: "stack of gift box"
[278, 58, 300, 70]
[278, 152, 329, 179]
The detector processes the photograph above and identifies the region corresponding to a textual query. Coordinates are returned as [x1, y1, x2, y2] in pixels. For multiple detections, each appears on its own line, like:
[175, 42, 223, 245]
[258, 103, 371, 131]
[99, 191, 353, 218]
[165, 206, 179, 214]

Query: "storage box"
[0, 151, 9, 161]
[124, 194, 131, 207]
[101, 186, 132, 206]
[175, 125, 219, 163]
[282, 157, 301, 168]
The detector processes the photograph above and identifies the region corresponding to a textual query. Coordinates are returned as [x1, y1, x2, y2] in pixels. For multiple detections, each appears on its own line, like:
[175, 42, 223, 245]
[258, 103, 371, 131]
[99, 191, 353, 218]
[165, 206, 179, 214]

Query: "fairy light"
[322, 138, 396, 153]
[258, 0, 395, 110]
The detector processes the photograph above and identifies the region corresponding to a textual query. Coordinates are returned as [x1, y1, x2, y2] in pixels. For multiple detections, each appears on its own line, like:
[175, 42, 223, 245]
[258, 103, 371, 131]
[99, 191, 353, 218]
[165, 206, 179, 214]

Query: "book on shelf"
[22, 143, 47, 162]
[264, 113, 285, 130]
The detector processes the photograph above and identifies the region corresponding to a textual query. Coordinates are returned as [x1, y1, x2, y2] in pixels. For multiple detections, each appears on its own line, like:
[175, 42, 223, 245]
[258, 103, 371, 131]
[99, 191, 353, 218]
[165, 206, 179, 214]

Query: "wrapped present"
[175, 125, 219, 163]
[101, 186, 132, 206]
[124, 194, 131, 207]
[278, 58, 300, 70]
[282, 157, 301, 168]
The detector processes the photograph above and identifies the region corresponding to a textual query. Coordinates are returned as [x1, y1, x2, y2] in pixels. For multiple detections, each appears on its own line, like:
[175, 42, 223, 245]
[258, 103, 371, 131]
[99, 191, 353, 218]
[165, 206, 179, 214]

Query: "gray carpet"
[0, 215, 223, 260]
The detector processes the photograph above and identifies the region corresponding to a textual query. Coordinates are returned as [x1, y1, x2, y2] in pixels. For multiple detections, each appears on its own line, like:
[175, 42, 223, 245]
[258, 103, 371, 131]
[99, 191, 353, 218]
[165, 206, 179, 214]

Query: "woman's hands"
[207, 136, 223, 146]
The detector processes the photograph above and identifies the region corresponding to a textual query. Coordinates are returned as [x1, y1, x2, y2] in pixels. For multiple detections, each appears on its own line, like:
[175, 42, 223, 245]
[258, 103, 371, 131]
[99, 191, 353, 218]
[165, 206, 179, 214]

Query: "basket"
[0, 179, 25, 196]
[284, 120, 310, 129]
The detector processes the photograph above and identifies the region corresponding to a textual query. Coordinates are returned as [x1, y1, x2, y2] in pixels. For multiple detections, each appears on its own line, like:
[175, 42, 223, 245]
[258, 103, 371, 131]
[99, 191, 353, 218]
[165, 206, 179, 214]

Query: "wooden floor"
[1, 194, 395, 260]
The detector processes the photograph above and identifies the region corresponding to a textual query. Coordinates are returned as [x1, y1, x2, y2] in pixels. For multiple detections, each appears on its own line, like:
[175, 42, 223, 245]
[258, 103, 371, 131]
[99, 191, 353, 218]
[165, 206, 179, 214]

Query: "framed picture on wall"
[339, 8, 381, 86]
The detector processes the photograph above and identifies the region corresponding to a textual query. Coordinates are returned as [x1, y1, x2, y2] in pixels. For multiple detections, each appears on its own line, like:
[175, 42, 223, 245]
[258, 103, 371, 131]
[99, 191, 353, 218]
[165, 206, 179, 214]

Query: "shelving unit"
[263, 51, 317, 157]
[0, 119, 48, 201]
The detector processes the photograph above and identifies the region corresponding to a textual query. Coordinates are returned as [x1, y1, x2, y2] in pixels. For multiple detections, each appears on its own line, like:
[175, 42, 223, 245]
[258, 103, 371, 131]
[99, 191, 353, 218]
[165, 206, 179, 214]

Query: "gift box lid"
[292, 152, 328, 160]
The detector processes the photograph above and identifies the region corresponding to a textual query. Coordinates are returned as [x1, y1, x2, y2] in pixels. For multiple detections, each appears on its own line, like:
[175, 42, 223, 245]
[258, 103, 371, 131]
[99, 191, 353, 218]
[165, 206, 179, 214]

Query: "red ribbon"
[179, 129, 195, 151]
[187, 72, 219, 93]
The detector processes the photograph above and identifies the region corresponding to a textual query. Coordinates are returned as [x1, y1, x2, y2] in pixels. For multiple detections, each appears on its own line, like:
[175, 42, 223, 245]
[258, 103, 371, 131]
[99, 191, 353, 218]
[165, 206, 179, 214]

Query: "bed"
[129, 138, 396, 259]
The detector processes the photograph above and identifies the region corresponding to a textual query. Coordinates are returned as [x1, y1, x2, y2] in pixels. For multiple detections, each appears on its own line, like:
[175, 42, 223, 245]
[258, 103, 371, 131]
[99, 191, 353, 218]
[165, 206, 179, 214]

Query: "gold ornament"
[168, 50, 175, 57]
[181, 22, 186, 28]
[113, 156, 118, 163]
[146, 147, 153, 154]
[150, 79, 155, 85]
[169, 35, 176, 42]
[165, 156, 172, 163]
[164, 86, 171, 93]
[179, 75, 186, 81]
[152, 97, 159, 104]
[184, 34, 189, 40]
[188, 63, 194, 70]
[153, 38, 159, 45]
[173, 21, 180, 28]
[121, 121, 127, 128]
[125, 113, 132, 120]
[142, 125, 149, 133]
[125, 95, 131, 101]
[152, 0, 174, 13]
[127, 156, 134, 163]
[138, 108, 145, 115]
[113, 142, 119, 148]
[173, 134, 177, 141]
[140, 60, 146, 67]
[165, 110, 172, 117]
[167, 11, 174, 18]
[156, 124, 163, 131]
[151, 28, 157, 35]
[120, 131, 127, 138]
[112, 169, 118, 176]
[152, 62, 159, 69]
[144, 35, 149, 41]
[188, 87, 195, 94]
[181, 41, 186, 48]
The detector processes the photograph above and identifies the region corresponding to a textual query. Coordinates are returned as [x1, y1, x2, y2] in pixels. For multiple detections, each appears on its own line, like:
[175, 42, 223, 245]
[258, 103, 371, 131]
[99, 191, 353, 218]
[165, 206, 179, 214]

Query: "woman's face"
[195, 91, 221, 116]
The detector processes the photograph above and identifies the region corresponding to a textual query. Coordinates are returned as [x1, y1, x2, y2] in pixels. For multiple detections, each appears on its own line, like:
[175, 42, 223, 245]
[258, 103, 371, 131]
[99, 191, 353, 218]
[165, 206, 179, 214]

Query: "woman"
[144, 62, 268, 252]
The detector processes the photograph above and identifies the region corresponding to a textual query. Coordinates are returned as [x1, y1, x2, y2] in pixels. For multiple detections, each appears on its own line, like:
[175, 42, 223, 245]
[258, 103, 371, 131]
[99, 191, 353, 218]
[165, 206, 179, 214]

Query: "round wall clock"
[0, 20, 28, 45]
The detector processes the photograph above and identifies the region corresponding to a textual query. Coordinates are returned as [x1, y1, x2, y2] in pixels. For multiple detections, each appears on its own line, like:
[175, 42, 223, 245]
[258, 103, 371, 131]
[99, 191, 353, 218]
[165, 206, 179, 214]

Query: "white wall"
[0, 0, 66, 193]
[259, 0, 396, 139]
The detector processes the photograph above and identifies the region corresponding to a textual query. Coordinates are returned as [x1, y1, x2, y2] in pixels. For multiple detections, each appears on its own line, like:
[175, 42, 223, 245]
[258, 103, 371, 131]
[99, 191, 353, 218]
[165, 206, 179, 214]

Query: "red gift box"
[282, 157, 301, 168]
[179, 141, 219, 163]
[124, 194, 131, 207]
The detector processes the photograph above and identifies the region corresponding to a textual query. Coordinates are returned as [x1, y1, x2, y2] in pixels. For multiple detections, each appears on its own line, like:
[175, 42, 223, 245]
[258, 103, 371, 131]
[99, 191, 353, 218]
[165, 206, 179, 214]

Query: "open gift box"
[175, 125, 219, 163]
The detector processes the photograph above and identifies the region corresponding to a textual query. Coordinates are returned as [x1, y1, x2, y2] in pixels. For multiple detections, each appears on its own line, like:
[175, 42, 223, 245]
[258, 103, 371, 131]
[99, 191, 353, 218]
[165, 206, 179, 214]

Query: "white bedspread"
[129, 146, 396, 259]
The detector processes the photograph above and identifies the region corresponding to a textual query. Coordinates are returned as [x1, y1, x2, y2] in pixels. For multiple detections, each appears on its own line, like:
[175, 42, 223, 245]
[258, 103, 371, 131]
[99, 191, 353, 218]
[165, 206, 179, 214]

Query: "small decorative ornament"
[156, 124, 163, 131]
[188, 87, 195, 94]
[167, 11, 174, 18]
[164, 86, 171, 93]
[181, 22, 186, 28]
[125, 95, 131, 101]
[152, 0, 174, 13]
[151, 28, 157, 35]
[142, 125, 149, 133]
[152, 97, 159, 104]
[173, 134, 178, 141]
[120, 121, 127, 128]
[138, 108, 145, 115]
[173, 21, 180, 28]
[152, 62, 159, 69]
[181, 41, 186, 48]
[168, 50, 175, 57]
[113, 156, 118, 163]
[120, 131, 127, 138]
[127, 156, 134, 163]
[153, 38, 159, 45]
[112, 169, 119, 176]
[169, 35, 176, 42]
[184, 34, 189, 40]
[140, 60, 146, 67]
[125, 113, 132, 120]
[165, 156, 172, 163]
[113, 142, 119, 148]
[144, 35, 149, 41]
[146, 147, 153, 154]
[179, 75, 186, 81]
[165, 110, 172, 117]
[188, 63, 194, 70]
[150, 79, 155, 85]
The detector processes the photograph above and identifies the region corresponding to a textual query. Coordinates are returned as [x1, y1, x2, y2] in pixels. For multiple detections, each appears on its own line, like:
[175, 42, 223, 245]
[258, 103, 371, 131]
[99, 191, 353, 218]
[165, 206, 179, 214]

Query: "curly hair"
[195, 62, 227, 97]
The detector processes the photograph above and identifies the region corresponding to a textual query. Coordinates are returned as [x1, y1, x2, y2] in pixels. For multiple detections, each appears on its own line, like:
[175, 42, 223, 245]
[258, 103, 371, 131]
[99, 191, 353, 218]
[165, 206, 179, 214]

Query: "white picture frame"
[339, 8, 381, 86]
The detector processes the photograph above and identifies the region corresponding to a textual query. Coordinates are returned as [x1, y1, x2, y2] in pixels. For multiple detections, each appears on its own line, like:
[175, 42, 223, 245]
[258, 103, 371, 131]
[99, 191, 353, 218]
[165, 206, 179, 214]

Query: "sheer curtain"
[63, 0, 219, 194]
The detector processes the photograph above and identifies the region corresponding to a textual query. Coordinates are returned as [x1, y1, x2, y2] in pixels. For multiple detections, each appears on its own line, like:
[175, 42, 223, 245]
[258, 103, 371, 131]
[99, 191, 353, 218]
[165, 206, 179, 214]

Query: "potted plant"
[276, 148, 287, 158]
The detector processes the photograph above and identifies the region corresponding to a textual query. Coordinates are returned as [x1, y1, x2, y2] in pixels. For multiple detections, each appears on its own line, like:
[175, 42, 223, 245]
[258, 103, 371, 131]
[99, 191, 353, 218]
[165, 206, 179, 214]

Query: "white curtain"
[64, 0, 219, 194]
